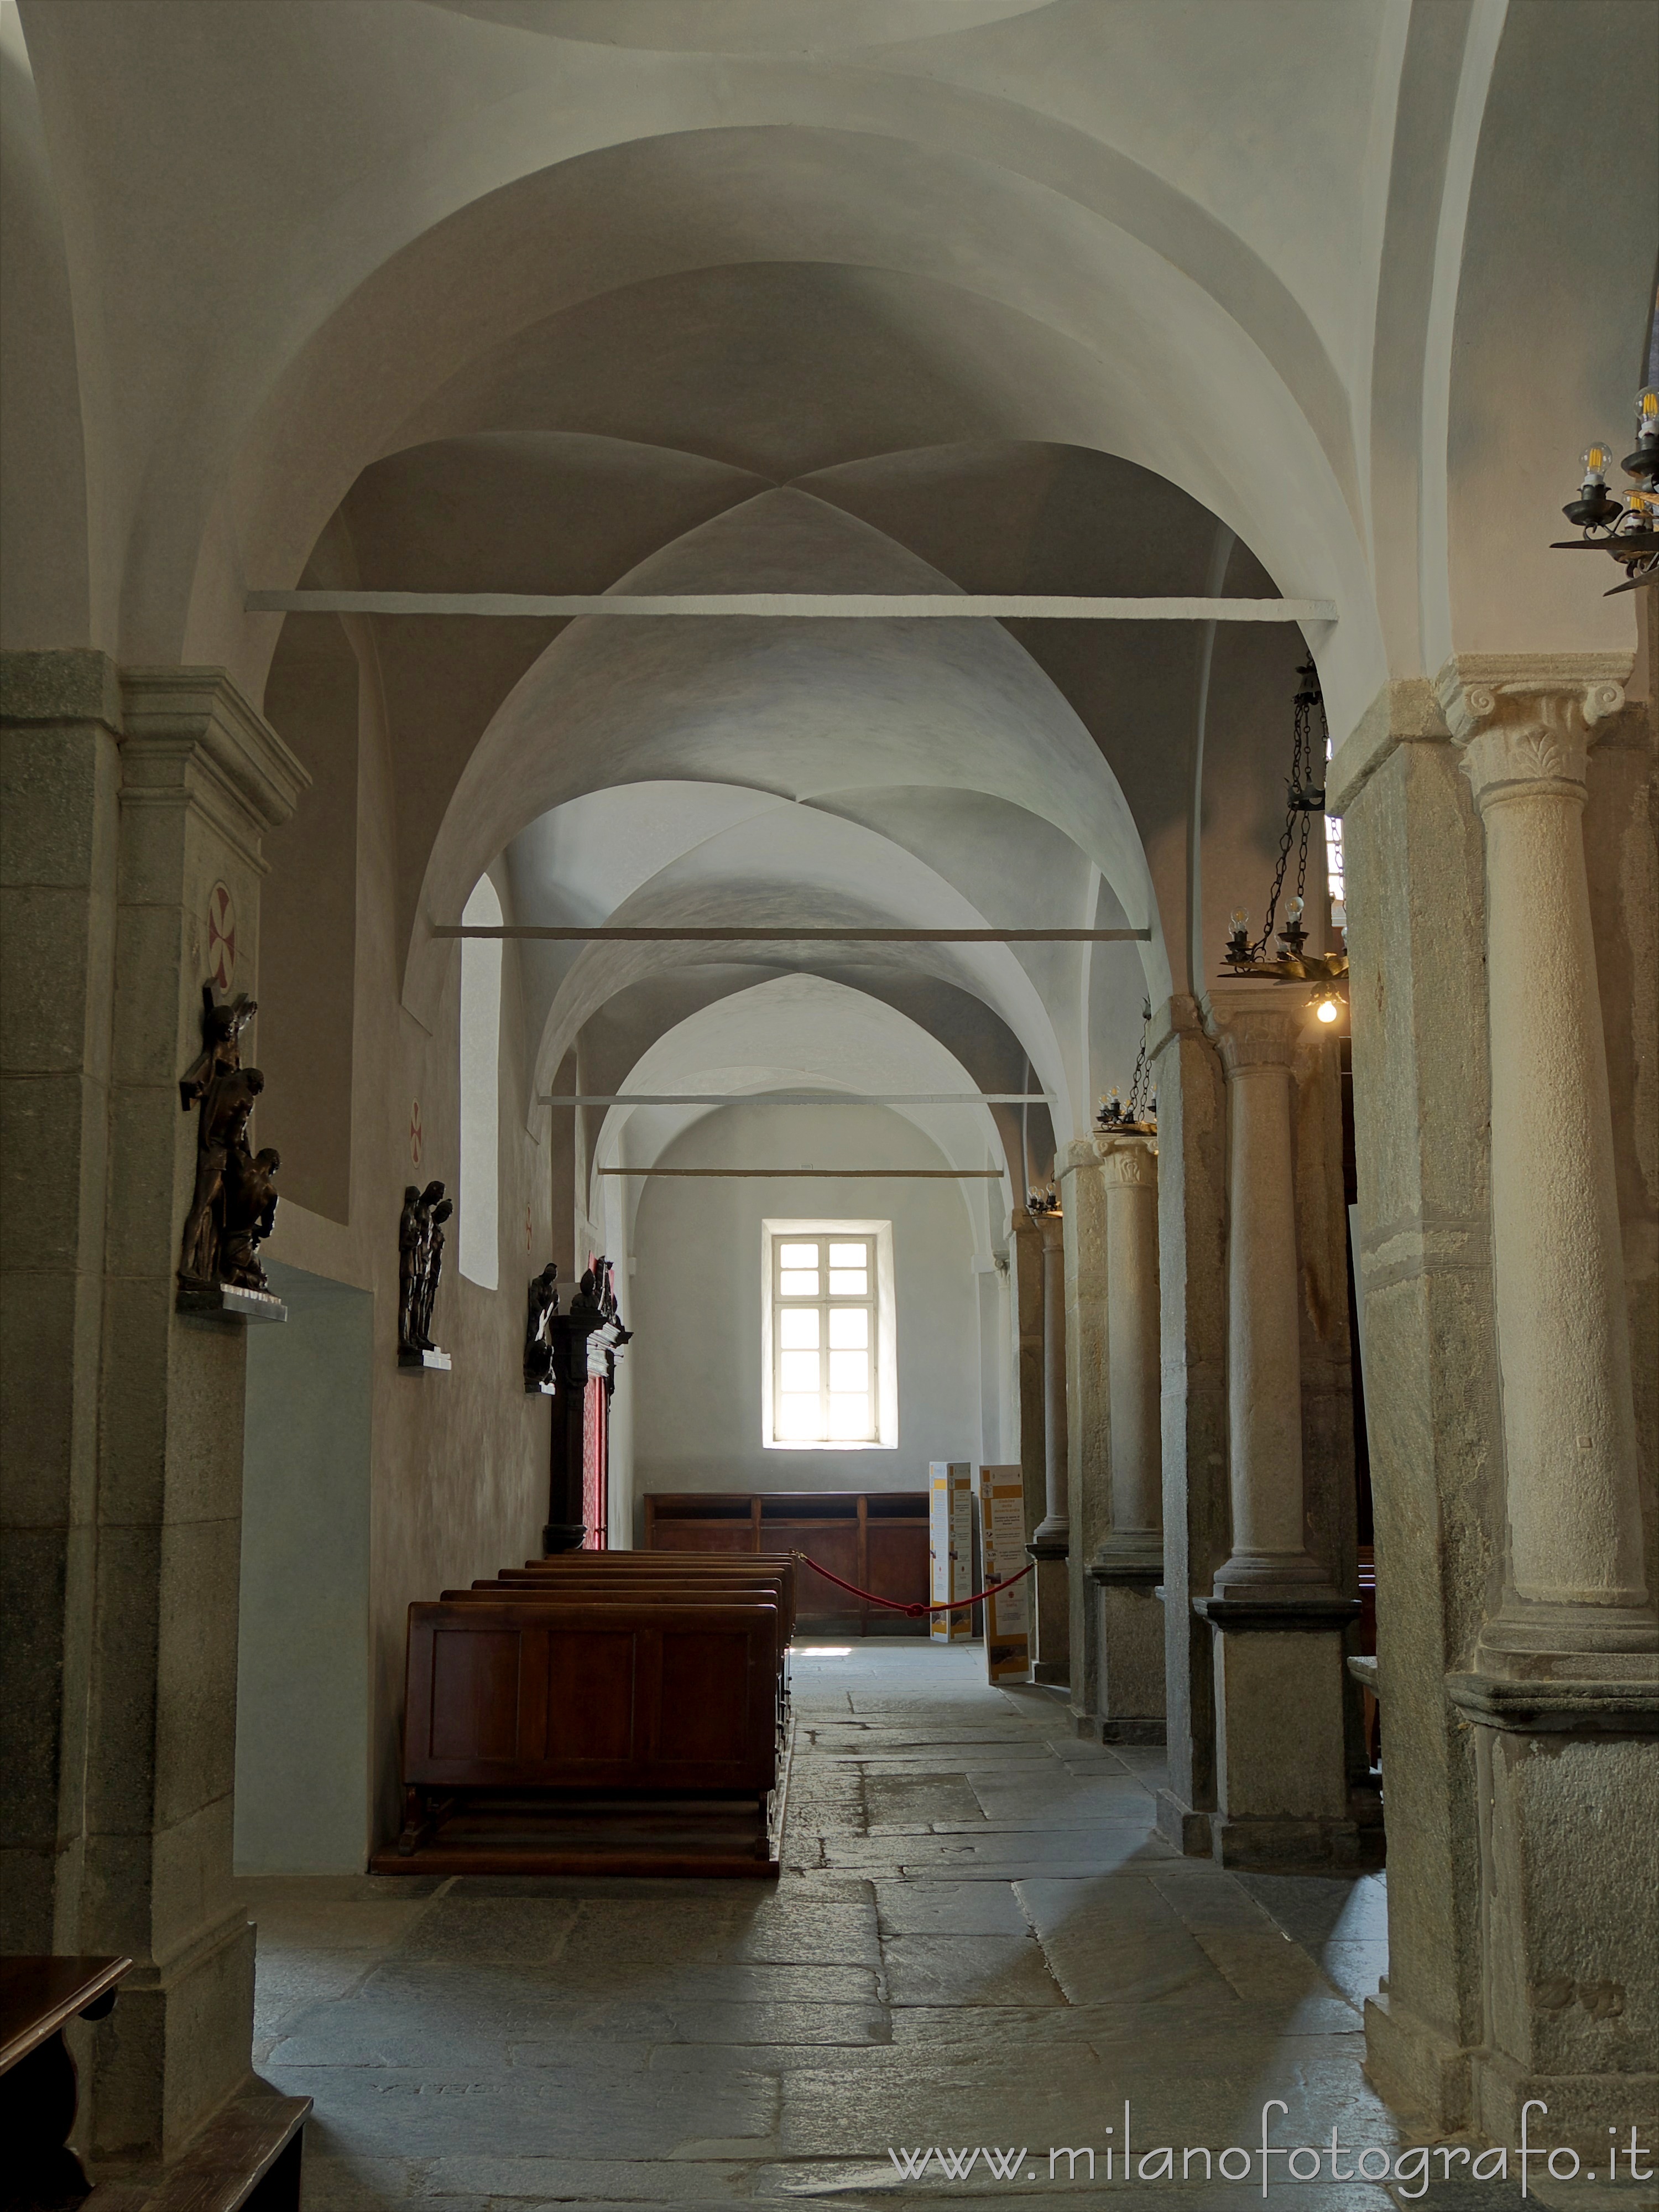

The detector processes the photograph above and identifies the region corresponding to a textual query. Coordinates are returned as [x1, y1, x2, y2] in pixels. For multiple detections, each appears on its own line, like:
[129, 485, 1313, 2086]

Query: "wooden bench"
[449, 1576, 792, 1733]
[1, 1955, 129, 2210]
[486, 1566, 795, 1645]
[513, 1553, 799, 1638]
[372, 1596, 787, 1877]
[0, 1964, 309, 2212]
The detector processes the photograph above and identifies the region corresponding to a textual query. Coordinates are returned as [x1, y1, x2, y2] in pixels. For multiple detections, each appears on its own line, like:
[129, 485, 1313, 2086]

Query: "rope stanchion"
[789, 1549, 1035, 1620]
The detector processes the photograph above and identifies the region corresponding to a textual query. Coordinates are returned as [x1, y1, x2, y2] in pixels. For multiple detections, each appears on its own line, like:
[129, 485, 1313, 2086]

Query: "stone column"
[1147, 997, 1229, 1855]
[1440, 657, 1653, 1664]
[1197, 1002, 1357, 1867]
[1027, 1205, 1070, 1684]
[1433, 654, 1658, 2149]
[1091, 1134, 1166, 1740]
[1057, 1139, 1109, 1729]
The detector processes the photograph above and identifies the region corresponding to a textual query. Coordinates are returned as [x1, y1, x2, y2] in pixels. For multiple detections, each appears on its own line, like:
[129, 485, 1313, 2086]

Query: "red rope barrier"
[789, 1549, 1035, 1619]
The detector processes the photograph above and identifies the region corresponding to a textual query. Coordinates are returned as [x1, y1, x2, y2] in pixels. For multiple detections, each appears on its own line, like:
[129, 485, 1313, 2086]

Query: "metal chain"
[1250, 667, 1325, 960]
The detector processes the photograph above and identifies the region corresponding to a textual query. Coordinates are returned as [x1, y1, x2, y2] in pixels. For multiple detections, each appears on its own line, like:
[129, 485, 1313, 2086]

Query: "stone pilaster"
[1, 650, 123, 1955]
[1147, 997, 1229, 1854]
[1029, 1205, 1070, 1684]
[1092, 1134, 1166, 1741]
[1057, 1139, 1109, 1729]
[92, 669, 305, 2158]
[1326, 675, 1494, 2130]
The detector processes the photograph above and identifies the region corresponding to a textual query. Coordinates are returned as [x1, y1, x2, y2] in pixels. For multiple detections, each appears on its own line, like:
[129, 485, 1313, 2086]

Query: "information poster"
[975, 1464, 1031, 1682]
[928, 1462, 975, 1643]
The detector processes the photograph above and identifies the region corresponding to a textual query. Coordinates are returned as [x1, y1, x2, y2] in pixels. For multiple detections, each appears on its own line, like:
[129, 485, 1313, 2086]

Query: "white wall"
[235, 1261, 373, 1873]
[627, 1104, 983, 1519]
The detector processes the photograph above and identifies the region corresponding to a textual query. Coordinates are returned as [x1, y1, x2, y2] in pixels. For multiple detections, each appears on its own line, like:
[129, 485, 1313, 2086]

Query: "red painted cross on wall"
[206, 882, 237, 990]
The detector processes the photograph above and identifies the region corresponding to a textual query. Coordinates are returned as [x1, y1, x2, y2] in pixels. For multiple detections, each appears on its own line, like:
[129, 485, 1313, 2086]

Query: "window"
[458, 874, 502, 1288]
[762, 1220, 897, 1449]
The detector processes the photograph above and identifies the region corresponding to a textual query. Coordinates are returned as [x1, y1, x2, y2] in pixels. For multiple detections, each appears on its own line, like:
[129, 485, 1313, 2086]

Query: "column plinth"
[1441, 656, 1656, 1673]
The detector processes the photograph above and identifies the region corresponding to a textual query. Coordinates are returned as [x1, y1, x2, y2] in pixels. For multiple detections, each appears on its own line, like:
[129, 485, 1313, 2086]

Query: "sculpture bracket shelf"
[179, 1281, 289, 1325]
[399, 1346, 452, 1373]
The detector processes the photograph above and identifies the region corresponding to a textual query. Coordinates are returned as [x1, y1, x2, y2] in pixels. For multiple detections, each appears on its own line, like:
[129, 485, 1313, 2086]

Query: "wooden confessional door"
[581, 1374, 608, 1550]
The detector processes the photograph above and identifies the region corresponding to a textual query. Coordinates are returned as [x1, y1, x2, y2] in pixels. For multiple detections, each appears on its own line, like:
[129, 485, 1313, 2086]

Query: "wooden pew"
[489, 1564, 795, 1639]
[371, 1595, 787, 1878]
[448, 1575, 792, 1729]
[517, 1553, 799, 1638]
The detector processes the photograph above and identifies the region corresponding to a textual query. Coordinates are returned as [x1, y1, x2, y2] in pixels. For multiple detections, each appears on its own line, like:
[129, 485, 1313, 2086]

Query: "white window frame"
[761, 1218, 897, 1450]
[458, 874, 502, 1288]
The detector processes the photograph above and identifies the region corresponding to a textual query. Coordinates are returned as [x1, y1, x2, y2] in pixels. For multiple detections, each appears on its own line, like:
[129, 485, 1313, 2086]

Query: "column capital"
[1214, 1005, 1300, 1078]
[1056, 1137, 1102, 1178]
[119, 666, 310, 858]
[1036, 1204, 1065, 1251]
[1098, 1133, 1157, 1188]
[1435, 653, 1631, 809]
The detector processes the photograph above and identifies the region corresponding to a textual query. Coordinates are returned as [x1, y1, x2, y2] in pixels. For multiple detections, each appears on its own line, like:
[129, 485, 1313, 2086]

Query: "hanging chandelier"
[1097, 997, 1157, 1132]
[1220, 661, 1348, 1021]
[1553, 384, 1658, 596]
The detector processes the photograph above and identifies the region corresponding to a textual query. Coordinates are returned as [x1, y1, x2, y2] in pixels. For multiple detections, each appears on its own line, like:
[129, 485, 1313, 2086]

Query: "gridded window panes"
[770, 1232, 878, 1445]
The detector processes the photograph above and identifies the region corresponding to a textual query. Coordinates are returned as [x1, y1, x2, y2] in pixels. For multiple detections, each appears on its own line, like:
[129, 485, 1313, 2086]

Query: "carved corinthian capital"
[1436, 653, 1631, 809]
[1100, 1135, 1157, 1187]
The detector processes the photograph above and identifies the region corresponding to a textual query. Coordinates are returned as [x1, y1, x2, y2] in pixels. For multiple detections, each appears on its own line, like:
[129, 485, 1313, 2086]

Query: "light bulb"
[1316, 997, 1340, 1025]
[1582, 441, 1614, 483]
[1285, 894, 1304, 923]
[1637, 387, 1658, 433]
[1230, 908, 1249, 931]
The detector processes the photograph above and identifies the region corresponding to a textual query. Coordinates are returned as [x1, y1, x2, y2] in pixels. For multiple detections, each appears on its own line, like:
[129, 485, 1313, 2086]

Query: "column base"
[1202, 1609, 1358, 1872]
[1476, 1597, 1659, 1664]
[1463, 1711, 1657, 2149]
[1363, 1990, 1473, 2135]
[1093, 1716, 1167, 1746]
[1470, 2048, 1659, 2156]
[1089, 1533, 1164, 1580]
[1207, 1810, 1364, 1871]
[87, 1908, 255, 2162]
[1155, 1787, 1212, 1856]
[1095, 1579, 1166, 1739]
[1028, 1552, 1070, 1682]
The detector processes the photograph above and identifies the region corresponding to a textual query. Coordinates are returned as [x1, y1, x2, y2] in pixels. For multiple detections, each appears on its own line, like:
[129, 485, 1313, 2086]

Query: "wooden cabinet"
[644, 1491, 930, 1635]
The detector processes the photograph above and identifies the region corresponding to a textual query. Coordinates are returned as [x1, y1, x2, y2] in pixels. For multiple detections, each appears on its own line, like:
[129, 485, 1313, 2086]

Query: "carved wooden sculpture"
[399, 1180, 452, 1365]
[178, 983, 280, 1296]
[524, 1262, 560, 1391]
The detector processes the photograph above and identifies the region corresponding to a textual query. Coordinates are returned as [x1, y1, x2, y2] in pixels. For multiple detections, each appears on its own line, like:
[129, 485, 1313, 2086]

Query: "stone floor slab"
[242, 1638, 1411, 2209]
